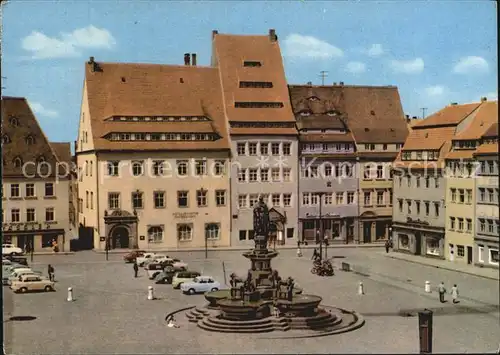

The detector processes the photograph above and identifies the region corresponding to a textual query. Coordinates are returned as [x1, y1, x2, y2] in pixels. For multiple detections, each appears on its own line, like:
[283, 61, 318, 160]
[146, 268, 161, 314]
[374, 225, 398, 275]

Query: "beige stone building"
[76, 58, 232, 250]
[1, 97, 73, 252]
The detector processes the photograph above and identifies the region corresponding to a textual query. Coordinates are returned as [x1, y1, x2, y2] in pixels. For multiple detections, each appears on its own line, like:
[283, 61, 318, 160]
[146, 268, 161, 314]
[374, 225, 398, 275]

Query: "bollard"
[148, 286, 154, 300]
[67, 287, 74, 302]
[358, 281, 364, 295]
[425, 281, 431, 293]
[297, 248, 303, 257]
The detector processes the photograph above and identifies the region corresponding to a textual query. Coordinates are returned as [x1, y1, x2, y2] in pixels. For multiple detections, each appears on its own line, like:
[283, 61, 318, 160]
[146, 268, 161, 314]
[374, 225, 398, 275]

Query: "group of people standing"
[438, 282, 460, 303]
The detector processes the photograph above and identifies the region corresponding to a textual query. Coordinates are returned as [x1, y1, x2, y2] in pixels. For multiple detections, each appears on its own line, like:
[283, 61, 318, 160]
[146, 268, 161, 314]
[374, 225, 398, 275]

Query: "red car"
[123, 250, 146, 263]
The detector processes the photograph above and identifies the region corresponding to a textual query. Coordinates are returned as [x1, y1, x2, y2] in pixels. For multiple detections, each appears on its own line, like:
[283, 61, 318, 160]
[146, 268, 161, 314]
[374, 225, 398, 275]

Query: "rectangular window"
[195, 160, 207, 175]
[466, 189, 472, 204]
[489, 249, 499, 265]
[271, 168, 281, 182]
[425, 202, 430, 215]
[177, 160, 188, 176]
[249, 168, 258, 182]
[177, 191, 189, 208]
[283, 194, 292, 207]
[237, 142, 246, 155]
[416, 177, 420, 188]
[282, 143, 291, 155]
[239, 230, 247, 241]
[90, 192, 94, 209]
[271, 143, 280, 155]
[458, 218, 464, 231]
[237, 168, 247, 182]
[249, 142, 258, 155]
[364, 192, 371, 206]
[45, 207, 55, 222]
[45, 183, 54, 197]
[347, 192, 355, 204]
[25, 183, 35, 197]
[148, 226, 164, 243]
[479, 188, 486, 202]
[260, 142, 269, 155]
[154, 191, 165, 208]
[376, 165, 384, 179]
[416, 201, 420, 214]
[10, 184, 20, 198]
[364, 166, 372, 179]
[487, 188, 494, 203]
[450, 217, 455, 230]
[286, 228, 294, 239]
[487, 220, 494, 233]
[260, 168, 269, 182]
[132, 191, 144, 209]
[434, 202, 440, 217]
[324, 164, 332, 177]
[336, 192, 344, 205]
[457, 245, 465, 257]
[459, 189, 465, 203]
[11, 208, 20, 222]
[249, 194, 259, 208]
[398, 199, 403, 212]
[214, 160, 225, 176]
[86, 191, 89, 208]
[324, 193, 333, 205]
[311, 193, 319, 205]
[197, 190, 208, 207]
[435, 177, 439, 188]
[407, 200, 412, 214]
[416, 151, 423, 160]
[177, 223, 193, 241]
[466, 219, 472, 232]
[215, 190, 226, 206]
[26, 208, 35, 222]
[451, 188, 456, 202]
[152, 161, 165, 176]
[302, 193, 310, 206]
[376, 191, 384, 205]
[108, 192, 120, 209]
[238, 195, 247, 209]
[425, 177, 429, 188]
[479, 219, 486, 232]
[283, 168, 291, 182]
[107, 161, 119, 176]
[272, 194, 281, 207]
[408, 176, 412, 187]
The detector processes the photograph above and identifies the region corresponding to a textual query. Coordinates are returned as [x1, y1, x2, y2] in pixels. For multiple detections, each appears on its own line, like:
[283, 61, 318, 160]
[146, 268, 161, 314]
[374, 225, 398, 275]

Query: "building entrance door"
[467, 246, 473, 264]
[415, 232, 422, 255]
[111, 226, 130, 249]
[363, 222, 371, 243]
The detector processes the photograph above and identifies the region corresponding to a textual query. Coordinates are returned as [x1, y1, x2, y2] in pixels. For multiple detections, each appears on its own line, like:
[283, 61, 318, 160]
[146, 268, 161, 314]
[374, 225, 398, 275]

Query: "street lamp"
[317, 192, 325, 262]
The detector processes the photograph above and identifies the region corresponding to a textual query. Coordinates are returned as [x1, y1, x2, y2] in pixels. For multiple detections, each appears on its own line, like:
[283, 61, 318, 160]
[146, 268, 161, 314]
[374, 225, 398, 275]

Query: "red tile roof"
[413, 102, 481, 128]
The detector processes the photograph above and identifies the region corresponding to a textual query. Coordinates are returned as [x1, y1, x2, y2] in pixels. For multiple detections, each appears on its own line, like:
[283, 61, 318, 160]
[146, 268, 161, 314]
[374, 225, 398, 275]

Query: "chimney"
[450, 102, 458, 106]
[333, 82, 337, 86]
[88, 56, 97, 72]
[184, 53, 190, 66]
[191, 53, 197, 66]
[212, 30, 218, 39]
[412, 116, 417, 119]
[405, 114, 410, 119]
[481, 97, 487, 102]
[306, 81, 312, 86]
[88, 56, 95, 64]
[269, 29, 277, 42]
[339, 81, 344, 86]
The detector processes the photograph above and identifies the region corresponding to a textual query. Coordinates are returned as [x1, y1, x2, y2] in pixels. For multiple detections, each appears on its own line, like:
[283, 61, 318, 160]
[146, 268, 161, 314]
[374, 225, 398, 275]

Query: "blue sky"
[2, 1, 497, 143]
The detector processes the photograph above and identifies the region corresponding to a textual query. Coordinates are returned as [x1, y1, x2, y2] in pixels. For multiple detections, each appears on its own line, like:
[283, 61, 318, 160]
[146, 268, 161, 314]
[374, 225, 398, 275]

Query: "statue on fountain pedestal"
[253, 196, 270, 248]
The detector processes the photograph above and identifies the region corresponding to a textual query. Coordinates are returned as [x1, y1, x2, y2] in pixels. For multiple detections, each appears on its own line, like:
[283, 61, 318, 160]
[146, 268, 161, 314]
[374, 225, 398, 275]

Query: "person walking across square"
[438, 281, 446, 303]
[451, 284, 459, 304]
[133, 261, 139, 278]
[48, 264, 55, 282]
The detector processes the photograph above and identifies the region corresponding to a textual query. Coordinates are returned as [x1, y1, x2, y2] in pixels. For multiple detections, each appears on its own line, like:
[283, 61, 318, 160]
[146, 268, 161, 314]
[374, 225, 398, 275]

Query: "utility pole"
[318, 71, 328, 86]
[421, 107, 428, 119]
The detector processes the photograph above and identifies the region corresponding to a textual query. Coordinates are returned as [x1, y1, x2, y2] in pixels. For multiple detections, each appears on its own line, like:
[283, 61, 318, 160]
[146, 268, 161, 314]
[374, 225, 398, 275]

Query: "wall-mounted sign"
[173, 212, 199, 219]
[139, 235, 145, 241]
[100, 237, 106, 242]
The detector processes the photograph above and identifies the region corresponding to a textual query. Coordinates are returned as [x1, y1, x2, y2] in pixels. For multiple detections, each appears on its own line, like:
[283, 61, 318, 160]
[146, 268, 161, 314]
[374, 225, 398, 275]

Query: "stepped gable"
[288, 85, 354, 143]
[1, 96, 65, 178]
[84, 60, 230, 151]
[213, 30, 297, 136]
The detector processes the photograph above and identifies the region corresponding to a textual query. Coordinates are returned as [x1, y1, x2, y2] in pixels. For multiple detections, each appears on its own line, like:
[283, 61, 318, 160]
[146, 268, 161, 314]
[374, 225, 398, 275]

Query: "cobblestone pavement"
[3, 249, 499, 354]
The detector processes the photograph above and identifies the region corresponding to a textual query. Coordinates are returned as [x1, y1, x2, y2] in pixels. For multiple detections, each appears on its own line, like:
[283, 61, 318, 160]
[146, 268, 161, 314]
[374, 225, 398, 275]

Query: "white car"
[180, 276, 221, 295]
[7, 270, 44, 285]
[143, 254, 169, 268]
[2, 244, 23, 256]
[136, 253, 158, 266]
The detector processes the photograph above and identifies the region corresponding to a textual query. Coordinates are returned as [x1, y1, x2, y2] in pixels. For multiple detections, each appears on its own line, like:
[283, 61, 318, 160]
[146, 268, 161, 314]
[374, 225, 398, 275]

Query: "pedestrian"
[451, 284, 459, 304]
[48, 264, 55, 282]
[133, 261, 139, 278]
[311, 248, 318, 261]
[438, 281, 446, 303]
[385, 240, 390, 253]
[296, 247, 303, 257]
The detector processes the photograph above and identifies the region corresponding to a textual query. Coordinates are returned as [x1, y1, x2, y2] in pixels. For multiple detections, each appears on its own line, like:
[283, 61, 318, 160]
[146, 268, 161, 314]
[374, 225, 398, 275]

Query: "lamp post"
[389, 226, 393, 248]
[317, 192, 325, 262]
[105, 236, 109, 261]
[205, 230, 208, 259]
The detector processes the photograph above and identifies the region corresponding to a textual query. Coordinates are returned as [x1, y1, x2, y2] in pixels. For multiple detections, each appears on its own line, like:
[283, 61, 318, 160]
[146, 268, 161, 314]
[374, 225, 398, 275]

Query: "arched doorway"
[111, 226, 130, 249]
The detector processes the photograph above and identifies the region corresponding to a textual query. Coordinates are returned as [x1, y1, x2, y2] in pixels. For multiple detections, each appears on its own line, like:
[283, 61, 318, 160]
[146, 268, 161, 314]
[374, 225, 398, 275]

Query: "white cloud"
[390, 57, 424, 74]
[29, 102, 59, 118]
[424, 85, 446, 97]
[283, 34, 343, 59]
[345, 61, 366, 74]
[367, 44, 384, 57]
[453, 56, 489, 74]
[21, 25, 116, 59]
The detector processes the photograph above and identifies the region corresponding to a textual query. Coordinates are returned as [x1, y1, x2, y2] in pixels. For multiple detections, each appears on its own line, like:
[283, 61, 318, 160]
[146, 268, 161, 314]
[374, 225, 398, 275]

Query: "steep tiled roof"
[50, 142, 72, 164]
[482, 122, 498, 138]
[453, 101, 498, 140]
[402, 126, 456, 150]
[299, 133, 355, 143]
[289, 84, 408, 144]
[84, 62, 230, 151]
[213, 31, 297, 135]
[413, 102, 481, 128]
[1, 97, 66, 177]
[474, 143, 498, 156]
[445, 150, 476, 160]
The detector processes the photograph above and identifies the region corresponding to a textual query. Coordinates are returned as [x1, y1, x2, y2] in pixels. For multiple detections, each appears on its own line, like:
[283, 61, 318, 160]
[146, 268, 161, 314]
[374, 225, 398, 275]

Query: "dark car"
[123, 250, 146, 263]
[154, 266, 176, 284]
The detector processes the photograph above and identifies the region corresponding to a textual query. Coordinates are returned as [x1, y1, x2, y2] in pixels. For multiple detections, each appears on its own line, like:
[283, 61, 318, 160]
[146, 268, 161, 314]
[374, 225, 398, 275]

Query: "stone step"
[208, 316, 272, 326]
[289, 318, 342, 330]
[195, 307, 210, 315]
[201, 317, 274, 331]
[197, 320, 275, 333]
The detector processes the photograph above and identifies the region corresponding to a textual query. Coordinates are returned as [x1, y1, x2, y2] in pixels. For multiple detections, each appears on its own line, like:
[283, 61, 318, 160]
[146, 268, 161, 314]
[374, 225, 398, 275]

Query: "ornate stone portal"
[103, 210, 138, 249]
[183, 197, 365, 337]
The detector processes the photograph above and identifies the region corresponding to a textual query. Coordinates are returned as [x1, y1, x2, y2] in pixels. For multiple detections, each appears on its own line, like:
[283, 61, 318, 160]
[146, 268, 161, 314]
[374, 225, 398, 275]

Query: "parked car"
[7, 270, 44, 285]
[145, 263, 166, 279]
[143, 254, 169, 268]
[172, 271, 201, 289]
[136, 253, 158, 267]
[10, 274, 55, 293]
[5, 256, 28, 266]
[157, 257, 187, 271]
[2, 259, 12, 266]
[154, 266, 176, 284]
[123, 250, 146, 263]
[3, 267, 33, 285]
[180, 276, 221, 295]
[2, 244, 23, 256]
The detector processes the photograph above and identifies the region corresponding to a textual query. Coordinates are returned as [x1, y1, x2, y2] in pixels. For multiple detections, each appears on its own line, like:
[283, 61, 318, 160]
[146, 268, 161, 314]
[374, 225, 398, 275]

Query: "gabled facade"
[392, 101, 483, 259]
[76, 58, 232, 250]
[212, 30, 299, 247]
[1, 97, 72, 252]
[443, 100, 497, 265]
[289, 84, 358, 243]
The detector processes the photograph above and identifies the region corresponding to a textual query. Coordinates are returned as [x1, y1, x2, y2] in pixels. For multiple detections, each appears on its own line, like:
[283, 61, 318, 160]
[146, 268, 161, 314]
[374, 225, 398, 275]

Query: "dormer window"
[307, 96, 320, 102]
[243, 61, 262, 67]
[9, 117, 19, 126]
[25, 135, 35, 145]
[13, 157, 23, 168]
[2, 134, 11, 144]
[326, 110, 340, 117]
[300, 110, 312, 117]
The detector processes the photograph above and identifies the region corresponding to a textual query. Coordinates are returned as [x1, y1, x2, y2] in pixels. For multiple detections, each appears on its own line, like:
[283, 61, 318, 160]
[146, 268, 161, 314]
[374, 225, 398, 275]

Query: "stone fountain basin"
[242, 251, 279, 259]
[277, 294, 323, 316]
[205, 287, 303, 308]
[217, 298, 272, 320]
